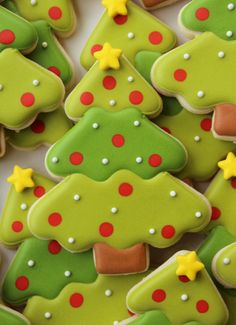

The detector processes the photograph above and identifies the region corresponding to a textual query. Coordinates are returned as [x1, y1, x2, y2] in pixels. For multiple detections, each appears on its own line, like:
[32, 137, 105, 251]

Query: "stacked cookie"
[0, 0, 236, 324]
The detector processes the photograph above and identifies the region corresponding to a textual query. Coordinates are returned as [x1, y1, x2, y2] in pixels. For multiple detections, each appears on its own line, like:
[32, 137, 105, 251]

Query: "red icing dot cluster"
[196, 300, 209, 313]
[48, 240, 62, 254]
[103, 76, 117, 90]
[70, 293, 84, 308]
[34, 186, 46, 198]
[15, 276, 29, 291]
[200, 118, 212, 132]
[48, 212, 62, 227]
[211, 207, 221, 221]
[48, 6, 63, 20]
[31, 120, 45, 134]
[70, 152, 84, 165]
[20, 93, 35, 107]
[112, 134, 125, 147]
[99, 222, 114, 237]
[48, 66, 61, 77]
[0, 29, 15, 44]
[174, 69, 187, 82]
[161, 225, 176, 239]
[152, 289, 166, 302]
[11, 221, 24, 233]
[149, 31, 163, 45]
[195, 7, 210, 21]
[119, 183, 133, 196]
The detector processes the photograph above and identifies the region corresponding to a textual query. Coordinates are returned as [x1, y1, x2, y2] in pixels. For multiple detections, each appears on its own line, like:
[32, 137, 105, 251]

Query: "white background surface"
[0, 0, 190, 287]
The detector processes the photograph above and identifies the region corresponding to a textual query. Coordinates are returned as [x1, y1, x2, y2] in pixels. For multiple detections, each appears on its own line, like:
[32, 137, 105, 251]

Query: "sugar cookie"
[140, 0, 180, 10]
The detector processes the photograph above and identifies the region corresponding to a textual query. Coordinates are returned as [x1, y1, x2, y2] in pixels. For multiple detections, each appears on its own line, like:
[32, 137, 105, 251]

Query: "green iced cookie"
[0, 305, 30, 325]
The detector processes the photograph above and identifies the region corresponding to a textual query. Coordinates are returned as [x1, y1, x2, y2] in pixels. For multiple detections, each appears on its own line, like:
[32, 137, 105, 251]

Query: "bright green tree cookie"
[23, 273, 148, 325]
[65, 43, 162, 121]
[45, 107, 187, 180]
[152, 32, 236, 114]
[2, 238, 97, 306]
[0, 305, 30, 325]
[0, 5, 37, 53]
[6, 107, 73, 151]
[0, 48, 64, 130]
[11, 0, 77, 37]
[179, 0, 236, 41]
[0, 166, 56, 246]
[27, 21, 75, 89]
[28, 171, 211, 252]
[154, 97, 236, 182]
[80, 0, 176, 70]
[127, 251, 229, 325]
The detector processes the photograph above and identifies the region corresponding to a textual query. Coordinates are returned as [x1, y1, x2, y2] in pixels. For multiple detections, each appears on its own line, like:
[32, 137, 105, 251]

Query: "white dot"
[102, 158, 109, 165]
[42, 42, 48, 48]
[223, 258, 231, 265]
[111, 207, 118, 214]
[228, 3, 235, 10]
[128, 76, 134, 83]
[218, 51, 225, 58]
[170, 191, 177, 197]
[20, 203, 28, 211]
[28, 260, 35, 267]
[109, 99, 117, 107]
[195, 211, 202, 218]
[68, 237, 75, 244]
[44, 312, 52, 319]
[74, 194, 80, 201]
[64, 271, 72, 277]
[226, 30, 233, 37]
[113, 322, 119, 325]
[32, 79, 40, 86]
[134, 120, 141, 127]
[0, 84, 4, 91]
[181, 294, 189, 301]
[194, 135, 201, 142]
[183, 53, 190, 60]
[128, 32, 135, 39]
[136, 157, 143, 164]
[149, 228, 156, 235]
[30, 0, 37, 5]
[105, 289, 113, 297]
[92, 123, 99, 129]
[52, 157, 59, 164]
[197, 90, 205, 98]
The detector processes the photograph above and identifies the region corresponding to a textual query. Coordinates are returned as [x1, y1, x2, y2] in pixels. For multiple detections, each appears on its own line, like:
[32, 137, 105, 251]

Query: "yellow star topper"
[94, 43, 122, 70]
[102, 0, 128, 17]
[218, 152, 236, 180]
[176, 251, 204, 281]
[7, 165, 35, 193]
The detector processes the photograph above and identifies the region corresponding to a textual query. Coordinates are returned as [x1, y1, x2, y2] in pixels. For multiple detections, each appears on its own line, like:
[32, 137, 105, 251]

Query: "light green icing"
[152, 32, 236, 113]
[127, 251, 228, 325]
[6, 107, 73, 150]
[2, 238, 97, 306]
[12, 0, 76, 36]
[46, 107, 187, 180]
[23, 273, 148, 325]
[65, 55, 162, 121]
[28, 171, 211, 252]
[0, 5, 37, 52]
[0, 172, 56, 246]
[134, 51, 161, 84]
[0, 49, 64, 130]
[80, 1, 176, 70]
[0, 305, 29, 325]
[180, 0, 236, 41]
[154, 97, 236, 181]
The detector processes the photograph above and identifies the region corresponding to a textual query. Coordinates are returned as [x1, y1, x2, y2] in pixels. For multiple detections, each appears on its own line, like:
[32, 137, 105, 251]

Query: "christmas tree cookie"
[0, 5, 37, 53]
[2, 238, 97, 306]
[154, 97, 236, 182]
[127, 251, 229, 325]
[0, 48, 64, 130]
[140, 0, 180, 10]
[179, 0, 236, 41]
[0, 305, 30, 325]
[27, 21, 75, 89]
[80, 0, 176, 70]
[6, 107, 73, 151]
[23, 273, 148, 325]
[46, 107, 187, 180]
[204, 153, 236, 235]
[66, 43, 162, 121]
[28, 171, 211, 252]
[11, 0, 77, 37]
[0, 166, 56, 246]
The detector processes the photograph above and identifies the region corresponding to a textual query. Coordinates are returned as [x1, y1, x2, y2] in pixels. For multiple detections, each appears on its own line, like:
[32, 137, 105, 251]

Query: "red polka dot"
[152, 289, 166, 302]
[196, 300, 209, 313]
[15, 276, 29, 291]
[12, 221, 23, 233]
[149, 31, 163, 45]
[162, 127, 172, 134]
[33, 186, 46, 198]
[113, 15, 128, 25]
[99, 222, 114, 237]
[211, 207, 221, 221]
[148, 154, 162, 167]
[231, 178, 236, 189]
[112, 134, 125, 147]
[70, 293, 84, 308]
[48, 66, 61, 77]
[80, 92, 94, 105]
[31, 120, 45, 134]
[161, 225, 176, 239]
[70, 152, 84, 165]
[48, 213, 62, 227]
[174, 69, 187, 82]
[48, 6, 62, 20]
[103, 76, 117, 90]
[200, 118, 212, 131]
[195, 7, 210, 21]
[48, 240, 62, 254]
[91, 44, 103, 56]
[20, 93, 35, 107]
[119, 183, 133, 196]
[129, 91, 143, 105]
[178, 275, 190, 283]
[0, 29, 15, 44]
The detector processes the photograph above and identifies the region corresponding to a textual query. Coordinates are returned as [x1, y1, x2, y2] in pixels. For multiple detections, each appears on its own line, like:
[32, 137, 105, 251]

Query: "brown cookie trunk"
[94, 243, 149, 275]
[0, 126, 6, 158]
[214, 104, 236, 138]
